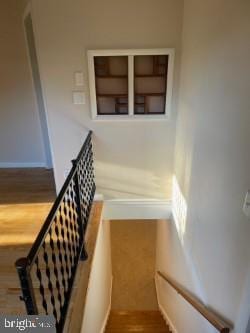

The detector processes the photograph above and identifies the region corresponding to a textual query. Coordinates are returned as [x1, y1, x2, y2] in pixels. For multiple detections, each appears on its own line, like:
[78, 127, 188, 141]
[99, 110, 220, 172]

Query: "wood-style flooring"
[0, 168, 56, 314]
[105, 311, 171, 333]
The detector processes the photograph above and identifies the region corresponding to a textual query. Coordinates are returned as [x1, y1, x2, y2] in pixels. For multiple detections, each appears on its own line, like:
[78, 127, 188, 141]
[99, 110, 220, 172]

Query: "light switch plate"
[243, 190, 250, 217]
[74, 71, 84, 86]
[73, 91, 85, 105]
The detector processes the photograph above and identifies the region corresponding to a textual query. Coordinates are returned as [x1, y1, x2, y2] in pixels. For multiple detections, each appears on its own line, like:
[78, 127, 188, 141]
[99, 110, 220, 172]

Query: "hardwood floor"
[0, 168, 56, 314]
[0, 168, 55, 204]
[105, 311, 170, 333]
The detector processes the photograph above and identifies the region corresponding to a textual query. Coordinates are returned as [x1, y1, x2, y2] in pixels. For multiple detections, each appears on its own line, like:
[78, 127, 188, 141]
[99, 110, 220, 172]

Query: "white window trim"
[87, 48, 175, 121]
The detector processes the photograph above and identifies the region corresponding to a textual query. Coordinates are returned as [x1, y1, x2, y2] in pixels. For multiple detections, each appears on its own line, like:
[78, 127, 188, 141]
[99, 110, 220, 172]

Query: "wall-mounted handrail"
[15, 131, 95, 333]
[157, 271, 232, 333]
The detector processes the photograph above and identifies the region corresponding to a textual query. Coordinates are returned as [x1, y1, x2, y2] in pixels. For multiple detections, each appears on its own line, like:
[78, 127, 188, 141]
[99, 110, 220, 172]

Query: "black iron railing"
[15, 131, 95, 333]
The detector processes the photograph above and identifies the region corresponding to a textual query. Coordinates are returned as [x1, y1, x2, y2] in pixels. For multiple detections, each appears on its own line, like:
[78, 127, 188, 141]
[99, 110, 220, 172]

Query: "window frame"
[87, 49, 175, 121]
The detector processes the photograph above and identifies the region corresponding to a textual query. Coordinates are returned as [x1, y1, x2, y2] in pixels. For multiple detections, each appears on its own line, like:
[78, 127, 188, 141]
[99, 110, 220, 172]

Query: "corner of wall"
[100, 276, 113, 333]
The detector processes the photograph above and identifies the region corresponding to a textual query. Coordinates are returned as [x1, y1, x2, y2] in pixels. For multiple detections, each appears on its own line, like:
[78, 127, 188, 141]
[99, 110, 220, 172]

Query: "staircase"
[105, 310, 171, 333]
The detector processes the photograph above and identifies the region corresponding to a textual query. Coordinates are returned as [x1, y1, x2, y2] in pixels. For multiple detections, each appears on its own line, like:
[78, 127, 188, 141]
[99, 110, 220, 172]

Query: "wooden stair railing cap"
[157, 271, 233, 333]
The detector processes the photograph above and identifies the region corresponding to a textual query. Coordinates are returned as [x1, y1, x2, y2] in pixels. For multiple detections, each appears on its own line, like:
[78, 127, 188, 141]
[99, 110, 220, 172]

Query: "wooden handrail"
[157, 271, 232, 333]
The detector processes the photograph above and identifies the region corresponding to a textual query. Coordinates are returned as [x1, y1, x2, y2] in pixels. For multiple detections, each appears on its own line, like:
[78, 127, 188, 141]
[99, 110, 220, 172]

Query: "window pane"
[134, 55, 168, 115]
[94, 56, 128, 115]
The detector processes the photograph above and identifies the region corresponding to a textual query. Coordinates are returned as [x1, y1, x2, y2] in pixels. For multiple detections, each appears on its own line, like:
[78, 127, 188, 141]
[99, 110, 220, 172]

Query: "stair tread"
[105, 311, 170, 333]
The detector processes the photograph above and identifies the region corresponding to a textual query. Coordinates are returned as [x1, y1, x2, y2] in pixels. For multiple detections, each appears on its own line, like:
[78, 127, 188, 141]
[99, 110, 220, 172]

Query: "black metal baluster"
[35, 256, 48, 315]
[48, 226, 62, 326]
[15, 131, 95, 333]
[72, 159, 88, 261]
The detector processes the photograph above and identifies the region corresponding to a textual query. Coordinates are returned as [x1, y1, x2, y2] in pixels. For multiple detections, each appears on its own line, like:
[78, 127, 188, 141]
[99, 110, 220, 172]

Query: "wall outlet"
[243, 190, 250, 218]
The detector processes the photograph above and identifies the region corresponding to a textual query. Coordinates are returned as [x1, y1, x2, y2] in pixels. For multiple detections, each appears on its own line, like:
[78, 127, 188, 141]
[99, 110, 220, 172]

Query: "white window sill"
[91, 114, 170, 122]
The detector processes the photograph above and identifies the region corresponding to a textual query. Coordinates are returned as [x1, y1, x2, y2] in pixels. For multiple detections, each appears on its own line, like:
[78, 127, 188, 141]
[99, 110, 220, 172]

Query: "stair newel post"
[15, 257, 38, 314]
[72, 159, 88, 261]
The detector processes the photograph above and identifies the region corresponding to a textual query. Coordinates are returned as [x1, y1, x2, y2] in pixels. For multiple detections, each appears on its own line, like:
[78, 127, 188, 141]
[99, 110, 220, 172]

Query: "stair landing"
[105, 310, 170, 333]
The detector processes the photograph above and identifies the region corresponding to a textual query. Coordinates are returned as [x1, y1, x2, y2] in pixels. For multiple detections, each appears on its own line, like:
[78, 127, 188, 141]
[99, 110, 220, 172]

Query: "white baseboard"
[158, 302, 178, 333]
[100, 276, 113, 333]
[103, 199, 172, 220]
[0, 162, 46, 168]
[155, 275, 178, 333]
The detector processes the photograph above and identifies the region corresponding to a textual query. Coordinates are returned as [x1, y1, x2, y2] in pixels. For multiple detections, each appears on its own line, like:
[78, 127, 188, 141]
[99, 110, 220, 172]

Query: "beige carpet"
[110, 219, 158, 310]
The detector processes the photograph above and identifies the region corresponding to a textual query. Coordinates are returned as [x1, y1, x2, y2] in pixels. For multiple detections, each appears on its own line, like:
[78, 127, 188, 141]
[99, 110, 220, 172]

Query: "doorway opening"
[24, 12, 53, 169]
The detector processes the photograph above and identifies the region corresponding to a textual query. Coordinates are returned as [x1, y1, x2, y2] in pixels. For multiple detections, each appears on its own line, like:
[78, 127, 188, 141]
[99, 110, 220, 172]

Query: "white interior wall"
[156, 219, 215, 333]
[0, 0, 45, 167]
[81, 220, 112, 333]
[167, 0, 250, 332]
[30, 0, 183, 195]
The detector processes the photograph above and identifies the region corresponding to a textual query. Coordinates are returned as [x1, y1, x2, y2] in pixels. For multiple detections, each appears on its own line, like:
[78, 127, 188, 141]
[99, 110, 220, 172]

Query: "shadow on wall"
[94, 160, 172, 199]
